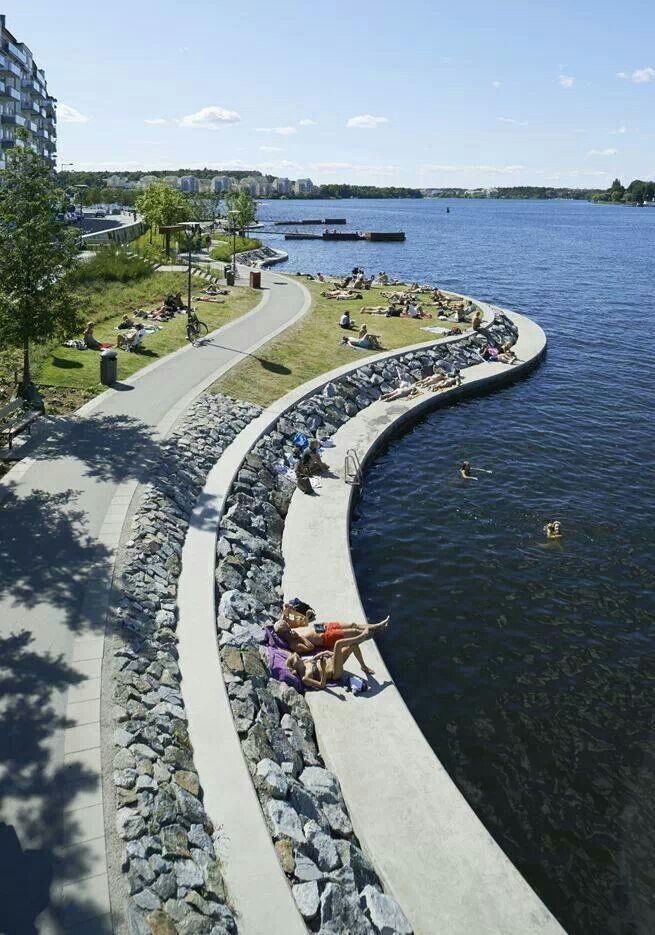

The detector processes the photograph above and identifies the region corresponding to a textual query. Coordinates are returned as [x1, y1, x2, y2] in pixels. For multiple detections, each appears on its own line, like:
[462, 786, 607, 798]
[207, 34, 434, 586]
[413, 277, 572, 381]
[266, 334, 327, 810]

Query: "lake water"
[260, 198, 655, 934]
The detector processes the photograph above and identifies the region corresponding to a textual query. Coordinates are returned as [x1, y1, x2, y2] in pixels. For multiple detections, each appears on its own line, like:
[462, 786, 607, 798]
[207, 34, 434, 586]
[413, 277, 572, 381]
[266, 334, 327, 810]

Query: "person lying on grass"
[285, 618, 390, 688]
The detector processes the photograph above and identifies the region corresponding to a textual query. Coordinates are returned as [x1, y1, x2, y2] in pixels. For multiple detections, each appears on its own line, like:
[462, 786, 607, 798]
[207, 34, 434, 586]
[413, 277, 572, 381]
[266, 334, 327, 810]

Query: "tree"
[135, 182, 189, 241]
[225, 190, 256, 234]
[0, 132, 82, 408]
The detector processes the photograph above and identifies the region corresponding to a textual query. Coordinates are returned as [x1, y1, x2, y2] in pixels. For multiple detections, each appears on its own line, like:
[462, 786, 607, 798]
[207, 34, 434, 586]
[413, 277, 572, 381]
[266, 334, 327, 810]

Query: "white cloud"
[631, 66, 655, 83]
[424, 164, 526, 174]
[299, 119, 318, 126]
[255, 126, 297, 135]
[144, 118, 167, 126]
[558, 75, 575, 88]
[346, 114, 388, 129]
[617, 66, 655, 83]
[587, 148, 618, 156]
[58, 104, 89, 124]
[609, 125, 627, 134]
[497, 116, 528, 126]
[491, 81, 502, 88]
[311, 162, 398, 175]
[179, 106, 241, 129]
[259, 145, 284, 152]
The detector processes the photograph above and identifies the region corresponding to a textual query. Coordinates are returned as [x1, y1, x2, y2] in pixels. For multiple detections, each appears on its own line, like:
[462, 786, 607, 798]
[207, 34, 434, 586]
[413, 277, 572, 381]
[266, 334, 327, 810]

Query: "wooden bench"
[0, 399, 39, 450]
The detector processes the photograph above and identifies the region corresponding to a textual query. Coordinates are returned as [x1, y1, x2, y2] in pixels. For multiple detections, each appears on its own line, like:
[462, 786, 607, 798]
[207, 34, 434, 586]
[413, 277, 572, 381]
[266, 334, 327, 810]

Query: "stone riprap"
[111, 394, 261, 935]
[213, 312, 519, 933]
[236, 245, 283, 267]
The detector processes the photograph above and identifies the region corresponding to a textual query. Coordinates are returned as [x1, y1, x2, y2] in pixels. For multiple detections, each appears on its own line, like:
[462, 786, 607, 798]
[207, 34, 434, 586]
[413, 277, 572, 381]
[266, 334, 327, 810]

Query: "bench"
[0, 399, 39, 450]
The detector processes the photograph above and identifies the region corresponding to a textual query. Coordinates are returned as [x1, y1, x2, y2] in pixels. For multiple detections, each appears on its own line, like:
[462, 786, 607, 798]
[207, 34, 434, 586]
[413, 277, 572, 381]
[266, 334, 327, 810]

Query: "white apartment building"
[197, 178, 212, 193]
[136, 174, 158, 190]
[0, 15, 56, 172]
[211, 175, 231, 193]
[179, 175, 199, 193]
[105, 174, 129, 188]
[238, 175, 260, 195]
[162, 175, 179, 188]
[293, 178, 315, 194]
[273, 177, 292, 195]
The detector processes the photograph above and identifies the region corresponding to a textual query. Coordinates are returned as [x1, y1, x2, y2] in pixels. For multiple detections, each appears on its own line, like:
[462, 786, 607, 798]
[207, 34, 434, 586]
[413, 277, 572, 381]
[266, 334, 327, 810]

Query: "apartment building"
[0, 15, 56, 172]
[293, 178, 315, 194]
[211, 175, 231, 193]
[179, 175, 199, 193]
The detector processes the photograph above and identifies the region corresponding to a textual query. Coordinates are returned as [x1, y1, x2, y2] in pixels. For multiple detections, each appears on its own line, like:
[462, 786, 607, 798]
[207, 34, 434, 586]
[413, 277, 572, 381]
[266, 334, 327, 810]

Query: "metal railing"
[344, 448, 363, 487]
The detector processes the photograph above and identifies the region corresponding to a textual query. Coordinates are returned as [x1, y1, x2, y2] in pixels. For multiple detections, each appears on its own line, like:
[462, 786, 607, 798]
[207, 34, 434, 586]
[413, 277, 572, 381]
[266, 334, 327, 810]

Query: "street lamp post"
[228, 210, 238, 279]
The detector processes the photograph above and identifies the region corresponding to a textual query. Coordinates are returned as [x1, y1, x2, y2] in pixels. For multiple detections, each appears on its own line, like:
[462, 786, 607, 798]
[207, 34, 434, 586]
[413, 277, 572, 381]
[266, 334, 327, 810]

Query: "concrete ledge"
[281, 312, 565, 934]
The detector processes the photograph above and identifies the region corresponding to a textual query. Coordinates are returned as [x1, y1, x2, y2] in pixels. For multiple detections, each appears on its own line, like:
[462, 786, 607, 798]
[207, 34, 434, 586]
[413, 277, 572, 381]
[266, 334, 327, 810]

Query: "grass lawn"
[210, 235, 262, 263]
[0, 272, 259, 414]
[212, 280, 470, 407]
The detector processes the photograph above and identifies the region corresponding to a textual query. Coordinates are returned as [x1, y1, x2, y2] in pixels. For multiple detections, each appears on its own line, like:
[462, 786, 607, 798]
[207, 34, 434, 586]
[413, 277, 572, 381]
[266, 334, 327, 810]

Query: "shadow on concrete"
[0, 486, 112, 630]
[0, 631, 101, 933]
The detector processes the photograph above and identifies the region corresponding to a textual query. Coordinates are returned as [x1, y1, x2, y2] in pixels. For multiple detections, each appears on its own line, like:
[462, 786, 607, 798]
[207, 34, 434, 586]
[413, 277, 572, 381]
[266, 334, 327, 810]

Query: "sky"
[6, 0, 655, 188]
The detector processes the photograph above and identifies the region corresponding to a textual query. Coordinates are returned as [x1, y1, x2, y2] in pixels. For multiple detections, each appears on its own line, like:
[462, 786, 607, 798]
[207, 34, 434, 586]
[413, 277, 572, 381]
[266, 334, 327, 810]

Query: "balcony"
[6, 42, 28, 66]
[1, 113, 27, 128]
[1, 60, 22, 79]
[22, 77, 40, 94]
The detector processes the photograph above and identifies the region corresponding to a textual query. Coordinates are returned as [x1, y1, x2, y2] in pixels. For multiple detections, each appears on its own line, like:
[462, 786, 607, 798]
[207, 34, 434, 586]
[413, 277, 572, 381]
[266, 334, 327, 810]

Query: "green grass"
[70, 248, 154, 285]
[210, 235, 262, 262]
[211, 280, 471, 407]
[28, 273, 261, 402]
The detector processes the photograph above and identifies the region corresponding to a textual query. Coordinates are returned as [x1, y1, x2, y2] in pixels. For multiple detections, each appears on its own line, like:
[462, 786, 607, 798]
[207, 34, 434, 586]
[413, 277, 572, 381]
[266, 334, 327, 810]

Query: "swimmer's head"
[461, 461, 471, 474]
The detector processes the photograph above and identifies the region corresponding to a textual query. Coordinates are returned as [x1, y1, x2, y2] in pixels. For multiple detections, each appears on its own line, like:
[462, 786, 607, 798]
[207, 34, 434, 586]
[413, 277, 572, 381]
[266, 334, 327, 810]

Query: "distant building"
[162, 175, 179, 188]
[136, 174, 157, 190]
[293, 178, 315, 195]
[211, 175, 231, 193]
[197, 178, 212, 193]
[273, 177, 292, 194]
[105, 174, 129, 188]
[256, 179, 273, 197]
[179, 175, 199, 193]
[238, 175, 260, 195]
[0, 14, 56, 172]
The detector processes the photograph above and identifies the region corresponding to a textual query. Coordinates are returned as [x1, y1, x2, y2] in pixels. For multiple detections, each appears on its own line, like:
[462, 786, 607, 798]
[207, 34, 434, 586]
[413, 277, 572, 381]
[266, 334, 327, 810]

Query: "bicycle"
[186, 308, 208, 343]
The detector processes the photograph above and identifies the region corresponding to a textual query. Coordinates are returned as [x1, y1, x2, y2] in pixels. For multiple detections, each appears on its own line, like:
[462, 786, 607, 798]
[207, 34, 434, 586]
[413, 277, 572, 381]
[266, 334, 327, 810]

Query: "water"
[262, 199, 655, 934]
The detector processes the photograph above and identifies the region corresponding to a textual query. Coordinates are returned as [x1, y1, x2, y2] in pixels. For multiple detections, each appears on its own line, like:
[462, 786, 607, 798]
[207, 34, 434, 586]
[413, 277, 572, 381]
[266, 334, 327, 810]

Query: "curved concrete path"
[0, 268, 309, 934]
[282, 312, 565, 934]
[176, 303, 552, 935]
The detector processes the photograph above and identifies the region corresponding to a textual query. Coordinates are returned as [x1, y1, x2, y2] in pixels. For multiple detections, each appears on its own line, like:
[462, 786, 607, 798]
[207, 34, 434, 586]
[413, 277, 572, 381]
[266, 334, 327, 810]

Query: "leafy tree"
[225, 190, 256, 234]
[0, 131, 82, 408]
[135, 182, 189, 241]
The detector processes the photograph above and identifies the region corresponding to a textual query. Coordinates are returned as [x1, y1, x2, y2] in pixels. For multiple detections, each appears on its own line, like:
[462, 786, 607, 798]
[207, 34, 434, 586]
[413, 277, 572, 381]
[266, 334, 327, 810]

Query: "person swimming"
[460, 461, 491, 480]
[544, 521, 563, 539]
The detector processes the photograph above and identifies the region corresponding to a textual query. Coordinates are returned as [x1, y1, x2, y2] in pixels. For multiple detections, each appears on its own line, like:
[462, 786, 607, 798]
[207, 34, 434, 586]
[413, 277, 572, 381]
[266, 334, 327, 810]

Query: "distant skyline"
[6, 0, 655, 188]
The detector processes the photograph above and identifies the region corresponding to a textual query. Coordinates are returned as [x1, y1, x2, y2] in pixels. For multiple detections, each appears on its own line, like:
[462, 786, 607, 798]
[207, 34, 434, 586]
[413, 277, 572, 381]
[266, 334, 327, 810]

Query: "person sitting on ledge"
[497, 343, 519, 364]
[307, 439, 329, 474]
[83, 322, 102, 350]
[276, 616, 389, 675]
[284, 618, 390, 688]
[471, 309, 482, 331]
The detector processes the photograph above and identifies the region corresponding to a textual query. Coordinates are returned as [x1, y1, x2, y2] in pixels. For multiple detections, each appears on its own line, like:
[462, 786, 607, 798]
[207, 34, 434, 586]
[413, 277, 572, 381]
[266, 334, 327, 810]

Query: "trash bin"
[100, 348, 118, 386]
[249, 270, 262, 289]
[225, 268, 235, 286]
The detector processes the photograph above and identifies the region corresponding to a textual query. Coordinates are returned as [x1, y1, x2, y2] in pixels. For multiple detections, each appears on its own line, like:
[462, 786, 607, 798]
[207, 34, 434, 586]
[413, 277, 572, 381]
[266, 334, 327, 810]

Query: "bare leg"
[352, 644, 375, 675]
[329, 629, 373, 680]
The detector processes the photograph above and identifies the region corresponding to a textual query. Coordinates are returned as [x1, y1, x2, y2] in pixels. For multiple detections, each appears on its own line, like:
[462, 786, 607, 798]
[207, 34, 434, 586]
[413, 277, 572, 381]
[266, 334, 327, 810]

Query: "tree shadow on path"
[0, 631, 101, 934]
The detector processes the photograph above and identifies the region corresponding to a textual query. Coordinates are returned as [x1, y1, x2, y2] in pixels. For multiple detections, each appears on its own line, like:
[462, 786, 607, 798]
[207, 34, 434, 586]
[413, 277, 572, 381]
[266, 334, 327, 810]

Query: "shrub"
[70, 248, 153, 285]
[210, 236, 261, 263]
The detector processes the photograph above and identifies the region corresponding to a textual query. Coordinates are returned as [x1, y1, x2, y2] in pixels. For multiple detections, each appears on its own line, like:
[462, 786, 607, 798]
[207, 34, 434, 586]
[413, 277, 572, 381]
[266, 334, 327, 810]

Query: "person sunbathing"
[203, 285, 229, 296]
[322, 289, 362, 300]
[471, 309, 483, 331]
[284, 618, 390, 687]
[117, 314, 135, 330]
[276, 616, 388, 675]
[117, 325, 148, 352]
[360, 306, 392, 315]
[401, 302, 433, 320]
[416, 370, 461, 391]
[193, 294, 224, 303]
[498, 343, 519, 364]
[382, 383, 423, 401]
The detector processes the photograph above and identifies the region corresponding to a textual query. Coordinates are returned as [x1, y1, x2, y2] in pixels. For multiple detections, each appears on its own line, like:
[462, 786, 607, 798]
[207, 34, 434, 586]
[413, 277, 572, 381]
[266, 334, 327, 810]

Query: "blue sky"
[7, 0, 655, 187]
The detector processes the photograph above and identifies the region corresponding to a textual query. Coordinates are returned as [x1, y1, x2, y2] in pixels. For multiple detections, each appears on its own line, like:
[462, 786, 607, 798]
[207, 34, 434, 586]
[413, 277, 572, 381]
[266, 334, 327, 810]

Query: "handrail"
[344, 447, 362, 486]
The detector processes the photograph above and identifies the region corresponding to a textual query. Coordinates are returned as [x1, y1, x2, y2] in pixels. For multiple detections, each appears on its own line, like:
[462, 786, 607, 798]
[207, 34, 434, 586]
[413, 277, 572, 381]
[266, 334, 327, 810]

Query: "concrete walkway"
[282, 313, 565, 935]
[0, 269, 309, 934]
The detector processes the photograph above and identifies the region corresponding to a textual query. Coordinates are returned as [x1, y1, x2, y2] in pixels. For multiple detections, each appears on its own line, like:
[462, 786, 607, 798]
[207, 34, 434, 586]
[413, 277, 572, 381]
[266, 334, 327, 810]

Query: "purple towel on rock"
[266, 644, 304, 693]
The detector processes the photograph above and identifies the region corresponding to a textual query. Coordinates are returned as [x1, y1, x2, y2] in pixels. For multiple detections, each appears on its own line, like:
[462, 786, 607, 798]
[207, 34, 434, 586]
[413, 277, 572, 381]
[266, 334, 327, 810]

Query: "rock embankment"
[110, 394, 261, 935]
[236, 245, 284, 267]
[214, 314, 519, 933]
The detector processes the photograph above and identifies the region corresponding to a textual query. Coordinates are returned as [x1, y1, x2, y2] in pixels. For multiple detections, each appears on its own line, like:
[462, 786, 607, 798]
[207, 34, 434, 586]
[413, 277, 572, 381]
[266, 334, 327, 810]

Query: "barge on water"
[274, 218, 347, 226]
[284, 230, 406, 242]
